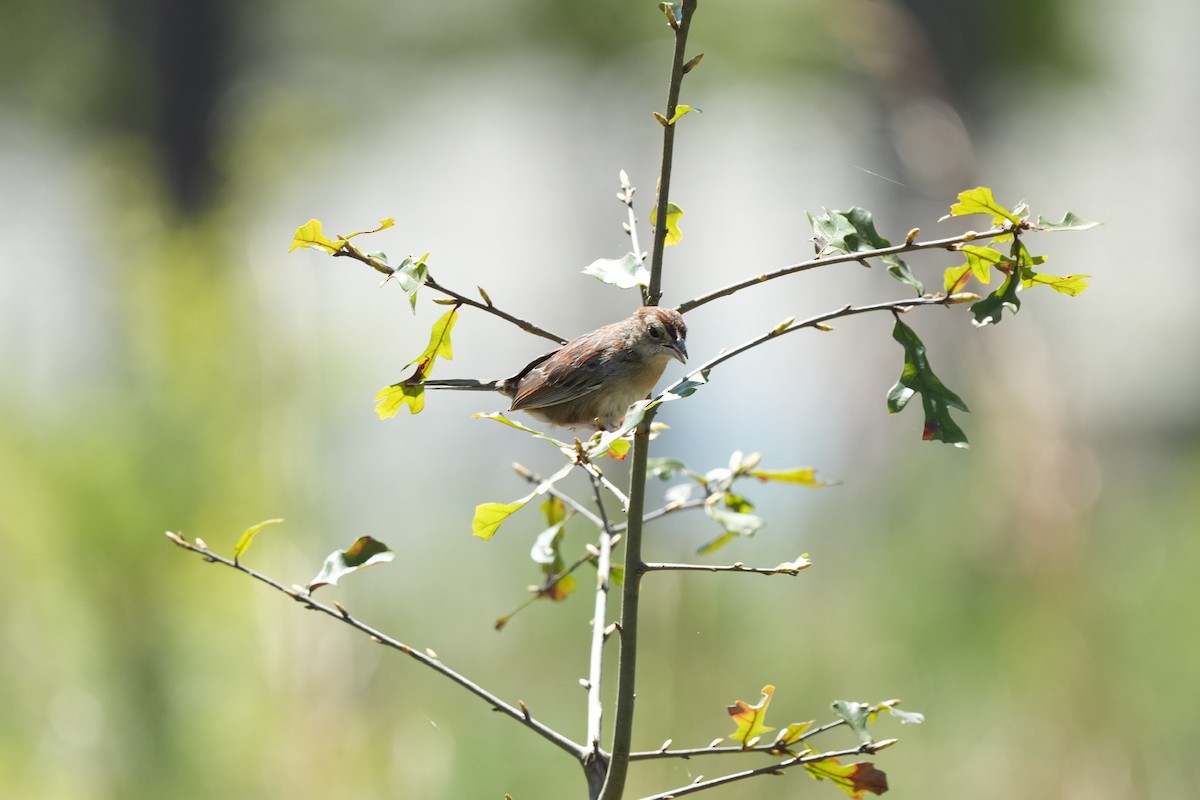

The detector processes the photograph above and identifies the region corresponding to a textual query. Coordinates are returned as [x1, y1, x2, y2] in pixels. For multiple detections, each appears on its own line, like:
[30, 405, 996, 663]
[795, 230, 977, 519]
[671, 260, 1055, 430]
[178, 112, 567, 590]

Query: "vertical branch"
[603, 4, 699, 797]
[598, 417, 655, 800]
[647, 0, 699, 306]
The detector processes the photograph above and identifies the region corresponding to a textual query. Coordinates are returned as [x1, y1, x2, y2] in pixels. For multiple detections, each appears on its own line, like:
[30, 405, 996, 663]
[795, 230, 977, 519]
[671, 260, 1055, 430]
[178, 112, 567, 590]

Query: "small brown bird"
[421, 306, 688, 430]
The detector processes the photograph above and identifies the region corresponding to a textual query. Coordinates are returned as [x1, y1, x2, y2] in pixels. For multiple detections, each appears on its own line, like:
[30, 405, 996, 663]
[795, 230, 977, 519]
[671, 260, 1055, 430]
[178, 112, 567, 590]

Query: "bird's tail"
[419, 378, 504, 392]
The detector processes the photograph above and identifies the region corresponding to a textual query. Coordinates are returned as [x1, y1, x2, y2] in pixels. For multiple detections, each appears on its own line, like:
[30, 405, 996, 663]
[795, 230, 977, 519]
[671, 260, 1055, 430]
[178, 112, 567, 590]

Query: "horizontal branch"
[630, 716, 851, 762]
[638, 741, 892, 800]
[641, 559, 810, 576]
[676, 227, 1007, 314]
[164, 531, 585, 760]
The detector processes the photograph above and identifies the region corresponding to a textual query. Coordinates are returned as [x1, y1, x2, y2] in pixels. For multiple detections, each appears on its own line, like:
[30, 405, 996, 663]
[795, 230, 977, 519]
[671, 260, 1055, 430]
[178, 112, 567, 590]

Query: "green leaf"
[657, 369, 710, 404]
[649, 202, 685, 246]
[887, 318, 970, 447]
[831, 700, 873, 744]
[308, 536, 394, 592]
[1036, 211, 1101, 232]
[389, 253, 430, 311]
[232, 518, 284, 564]
[970, 272, 1021, 327]
[698, 503, 765, 554]
[529, 514, 576, 601]
[943, 186, 1022, 226]
[582, 253, 649, 289]
[375, 382, 425, 418]
[806, 207, 923, 294]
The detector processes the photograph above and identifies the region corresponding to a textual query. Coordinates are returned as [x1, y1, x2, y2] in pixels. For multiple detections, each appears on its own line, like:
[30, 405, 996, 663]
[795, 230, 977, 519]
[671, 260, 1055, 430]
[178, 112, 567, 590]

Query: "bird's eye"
[648, 325, 663, 339]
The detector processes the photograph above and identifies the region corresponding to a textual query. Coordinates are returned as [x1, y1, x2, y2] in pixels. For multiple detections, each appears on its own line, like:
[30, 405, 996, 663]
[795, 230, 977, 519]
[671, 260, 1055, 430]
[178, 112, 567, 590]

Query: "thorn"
[814, 322, 834, 332]
[194, 537, 208, 550]
[963, 230, 978, 240]
[660, 738, 673, 751]
[334, 601, 351, 618]
[905, 227, 920, 245]
[425, 648, 439, 660]
[682, 52, 705, 74]
[518, 700, 531, 718]
[708, 738, 723, 748]
[579, 678, 591, 689]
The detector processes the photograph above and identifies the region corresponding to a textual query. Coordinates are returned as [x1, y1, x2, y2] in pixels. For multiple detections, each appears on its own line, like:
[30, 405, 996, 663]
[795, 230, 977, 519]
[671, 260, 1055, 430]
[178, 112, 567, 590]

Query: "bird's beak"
[670, 338, 688, 364]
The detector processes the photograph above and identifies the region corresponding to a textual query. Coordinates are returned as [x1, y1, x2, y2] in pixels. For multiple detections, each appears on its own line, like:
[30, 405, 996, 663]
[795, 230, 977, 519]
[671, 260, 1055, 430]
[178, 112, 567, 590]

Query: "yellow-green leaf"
[748, 467, 828, 487]
[943, 186, 1021, 226]
[406, 307, 457, 378]
[650, 202, 685, 246]
[728, 684, 776, 747]
[1022, 271, 1090, 296]
[473, 499, 533, 541]
[804, 758, 889, 799]
[375, 382, 425, 418]
[233, 518, 284, 564]
[307, 536, 394, 592]
[289, 219, 341, 254]
[666, 104, 699, 125]
[771, 721, 815, 752]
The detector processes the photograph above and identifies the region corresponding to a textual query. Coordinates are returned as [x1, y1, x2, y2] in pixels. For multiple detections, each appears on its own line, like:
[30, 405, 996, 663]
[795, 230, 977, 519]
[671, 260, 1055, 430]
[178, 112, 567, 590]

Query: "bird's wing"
[508, 339, 608, 411]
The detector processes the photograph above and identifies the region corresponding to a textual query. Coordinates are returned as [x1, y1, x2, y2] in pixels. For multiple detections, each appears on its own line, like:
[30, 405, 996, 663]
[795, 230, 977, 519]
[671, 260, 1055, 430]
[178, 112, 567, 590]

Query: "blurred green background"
[2, 1, 1195, 798]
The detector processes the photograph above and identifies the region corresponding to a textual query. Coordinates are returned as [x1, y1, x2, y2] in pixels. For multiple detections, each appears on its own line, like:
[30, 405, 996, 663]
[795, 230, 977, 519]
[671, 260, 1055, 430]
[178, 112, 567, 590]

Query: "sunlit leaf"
[1021, 271, 1090, 296]
[604, 437, 632, 460]
[1036, 211, 1100, 232]
[805, 758, 889, 798]
[529, 512, 576, 602]
[831, 700, 873, 744]
[771, 721, 815, 753]
[658, 368, 710, 403]
[307, 536, 394, 592]
[375, 382, 425, 418]
[473, 499, 532, 541]
[748, 467, 828, 487]
[232, 518, 284, 564]
[582, 253, 649, 289]
[666, 104, 700, 125]
[649, 202, 685, 246]
[289, 219, 341, 254]
[887, 318, 969, 447]
[472, 463, 574, 541]
[406, 307, 457, 382]
[728, 685, 776, 747]
[942, 186, 1022, 226]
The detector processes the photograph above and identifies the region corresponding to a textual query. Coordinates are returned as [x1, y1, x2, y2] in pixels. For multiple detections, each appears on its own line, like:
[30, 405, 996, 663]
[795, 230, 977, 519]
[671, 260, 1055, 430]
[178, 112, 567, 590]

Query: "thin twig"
[641, 559, 810, 576]
[164, 531, 585, 759]
[332, 246, 566, 344]
[630, 717, 852, 761]
[675, 227, 1008, 314]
